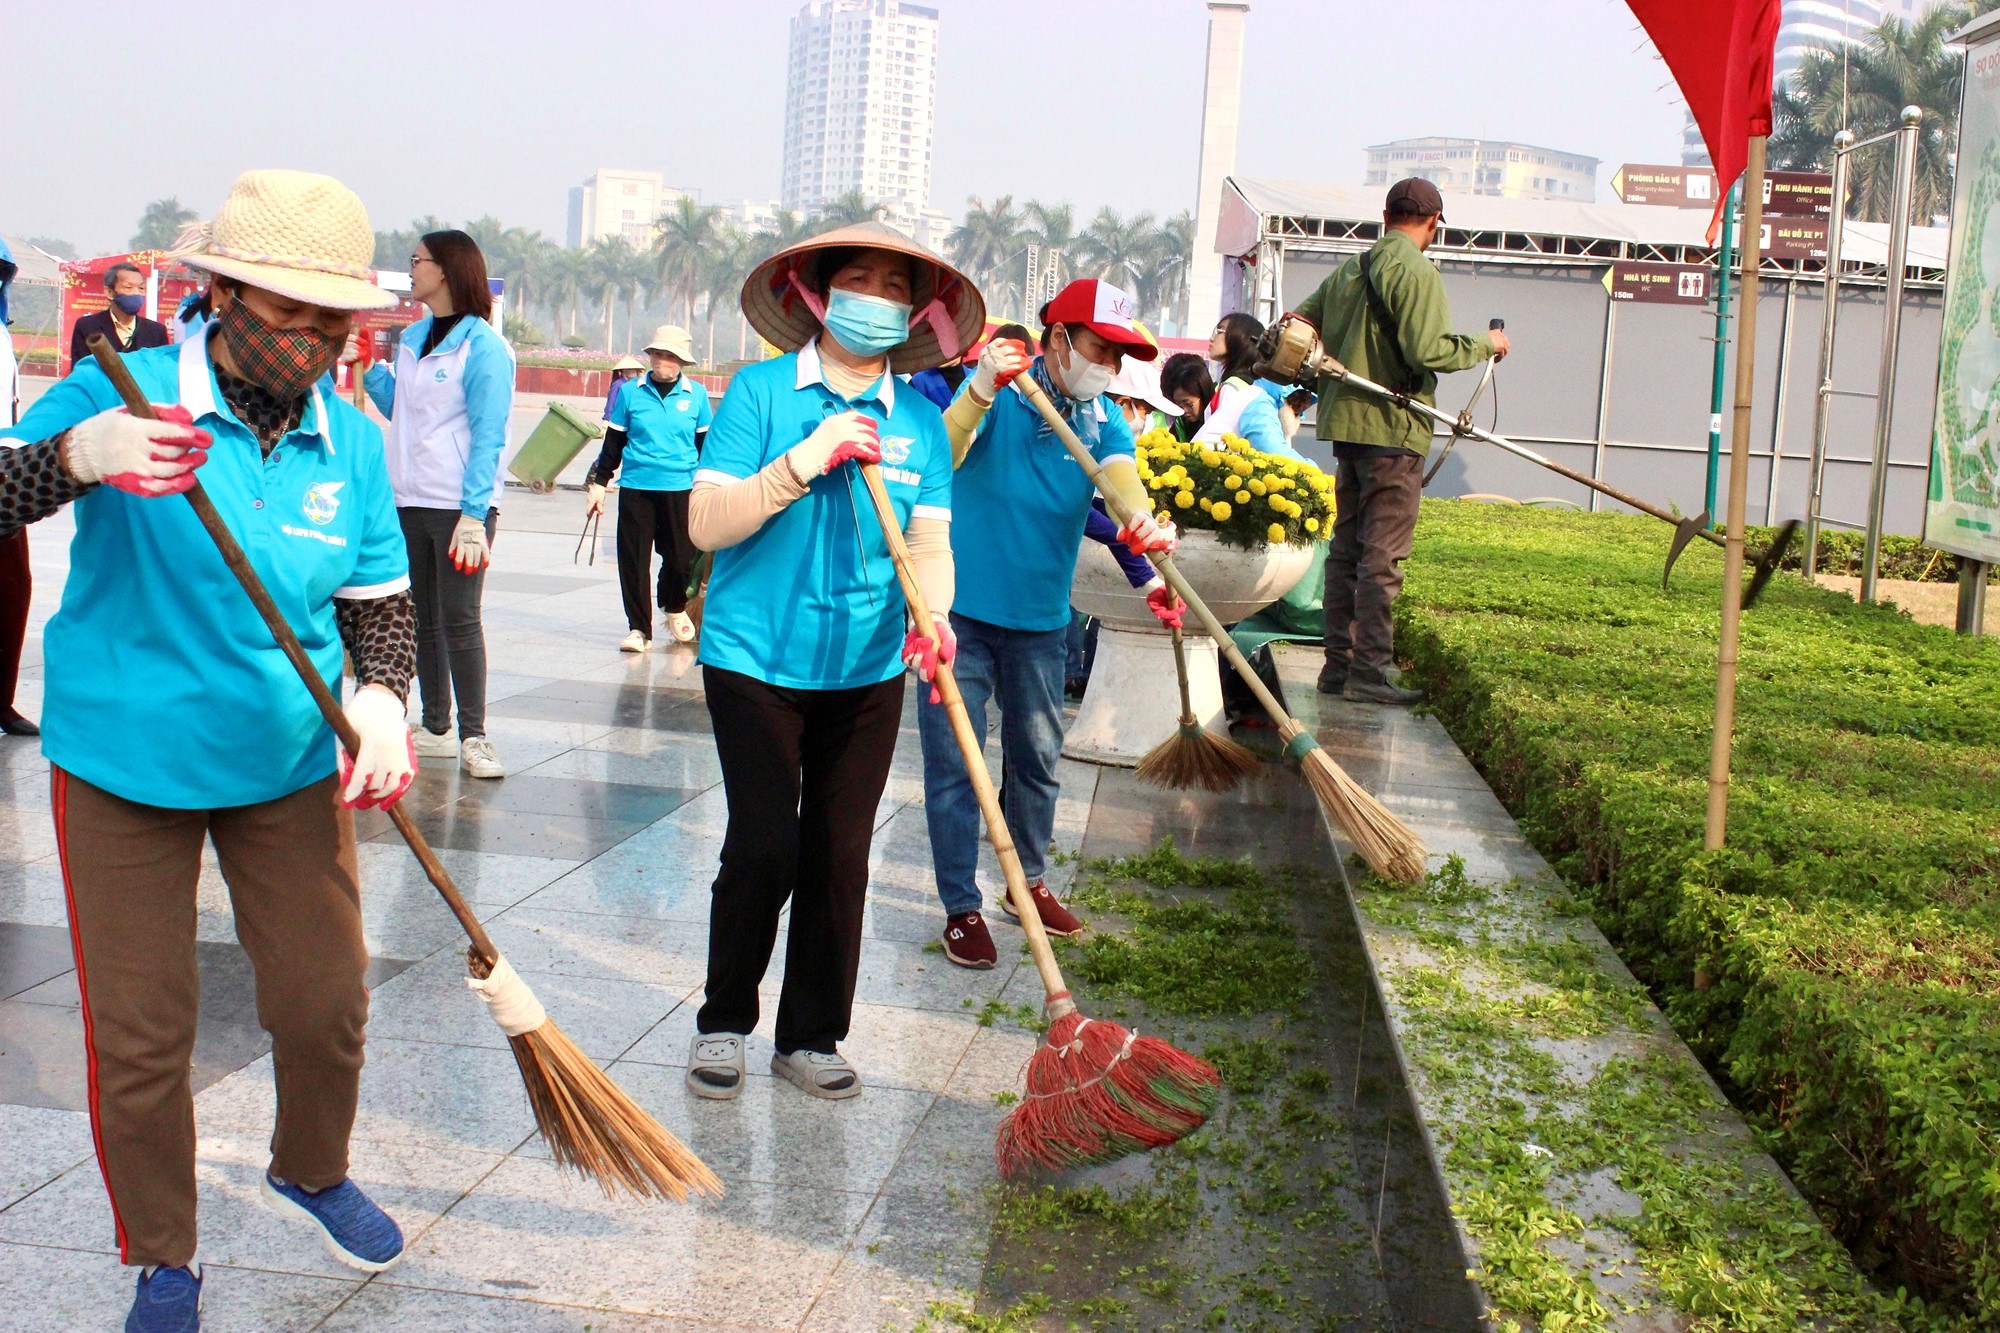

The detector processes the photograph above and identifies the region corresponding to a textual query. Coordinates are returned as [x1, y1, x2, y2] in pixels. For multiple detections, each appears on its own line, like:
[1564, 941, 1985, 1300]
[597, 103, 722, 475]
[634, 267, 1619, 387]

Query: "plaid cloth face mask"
[217, 296, 342, 399]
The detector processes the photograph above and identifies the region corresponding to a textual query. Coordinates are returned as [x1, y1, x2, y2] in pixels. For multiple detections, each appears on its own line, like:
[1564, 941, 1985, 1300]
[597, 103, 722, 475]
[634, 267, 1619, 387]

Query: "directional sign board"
[1759, 215, 1830, 260]
[1602, 261, 1712, 305]
[1612, 164, 1832, 218]
[1611, 164, 1718, 208]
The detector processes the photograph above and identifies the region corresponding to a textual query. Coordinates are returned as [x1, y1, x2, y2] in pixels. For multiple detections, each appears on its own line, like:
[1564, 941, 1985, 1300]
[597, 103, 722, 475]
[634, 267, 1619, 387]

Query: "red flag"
[1627, 0, 1782, 241]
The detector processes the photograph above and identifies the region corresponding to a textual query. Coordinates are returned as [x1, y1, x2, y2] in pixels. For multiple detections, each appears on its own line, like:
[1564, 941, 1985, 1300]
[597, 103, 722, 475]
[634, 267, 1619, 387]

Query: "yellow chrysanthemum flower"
[1305, 517, 1320, 534]
[1247, 478, 1268, 496]
[1212, 500, 1233, 521]
[1175, 490, 1194, 508]
[1267, 523, 1286, 543]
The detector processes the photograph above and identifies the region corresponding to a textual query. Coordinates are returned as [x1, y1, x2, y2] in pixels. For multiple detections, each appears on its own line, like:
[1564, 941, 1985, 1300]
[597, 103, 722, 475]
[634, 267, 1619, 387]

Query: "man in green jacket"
[1286, 177, 1510, 704]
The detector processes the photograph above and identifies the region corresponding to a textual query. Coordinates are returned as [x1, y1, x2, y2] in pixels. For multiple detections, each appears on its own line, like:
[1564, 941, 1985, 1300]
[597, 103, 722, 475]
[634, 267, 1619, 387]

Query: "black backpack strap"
[1356, 252, 1420, 397]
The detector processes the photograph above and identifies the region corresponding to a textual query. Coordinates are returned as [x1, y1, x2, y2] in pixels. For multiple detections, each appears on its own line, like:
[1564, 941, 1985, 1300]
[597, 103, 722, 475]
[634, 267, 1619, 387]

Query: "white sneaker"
[665, 611, 696, 644]
[686, 1033, 746, 1099]
[620, 629, 649, 653]
[412, 727, 457, 759]
[460, 736, 505, 779]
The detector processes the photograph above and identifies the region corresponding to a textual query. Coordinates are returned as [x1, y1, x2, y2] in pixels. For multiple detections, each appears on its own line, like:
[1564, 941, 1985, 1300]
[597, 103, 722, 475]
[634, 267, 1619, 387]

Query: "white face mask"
[1058, 328, 1115, 400]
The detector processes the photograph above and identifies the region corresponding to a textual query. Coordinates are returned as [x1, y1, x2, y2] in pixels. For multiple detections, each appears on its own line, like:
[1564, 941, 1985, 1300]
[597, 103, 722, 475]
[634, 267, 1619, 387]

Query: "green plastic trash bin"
[506, 402, 604, 494]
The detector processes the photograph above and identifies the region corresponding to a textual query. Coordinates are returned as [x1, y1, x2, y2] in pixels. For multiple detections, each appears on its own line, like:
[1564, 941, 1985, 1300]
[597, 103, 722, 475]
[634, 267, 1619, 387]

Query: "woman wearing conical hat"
[682, 221, 982, 1102]
[0, 170, 417, 1330]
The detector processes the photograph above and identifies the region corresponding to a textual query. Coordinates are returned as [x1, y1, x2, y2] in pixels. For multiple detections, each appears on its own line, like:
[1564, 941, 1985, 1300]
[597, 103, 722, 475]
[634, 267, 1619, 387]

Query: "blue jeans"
[918, 612, 1068, 916]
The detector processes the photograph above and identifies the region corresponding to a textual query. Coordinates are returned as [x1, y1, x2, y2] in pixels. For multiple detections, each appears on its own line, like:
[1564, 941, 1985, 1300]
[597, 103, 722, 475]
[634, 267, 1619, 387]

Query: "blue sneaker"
[260, 1173, 405, 1273]
[126, 1263, 201, 1332]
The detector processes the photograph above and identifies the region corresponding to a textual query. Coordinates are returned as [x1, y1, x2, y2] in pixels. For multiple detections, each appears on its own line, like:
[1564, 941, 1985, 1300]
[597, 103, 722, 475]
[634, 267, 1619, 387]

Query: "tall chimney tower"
[1187, 1, 1249, 336]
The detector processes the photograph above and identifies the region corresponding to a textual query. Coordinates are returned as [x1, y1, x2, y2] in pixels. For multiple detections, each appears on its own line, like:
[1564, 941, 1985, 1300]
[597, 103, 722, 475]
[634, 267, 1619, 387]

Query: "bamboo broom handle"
[86, 334, 501, 967]
[855, 461, 1073, 1013]
[1169, 598, 1196, 725]
[1012, 376, 1315, 749]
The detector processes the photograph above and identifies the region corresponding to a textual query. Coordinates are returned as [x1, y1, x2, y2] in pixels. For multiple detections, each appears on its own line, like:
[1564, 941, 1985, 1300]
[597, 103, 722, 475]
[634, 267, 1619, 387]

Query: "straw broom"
[88, 335, 722, 1203]
[1133, 589, 1259, 793]
[855, 461, 1221, 1177]
[1014, 376, 1427, 884]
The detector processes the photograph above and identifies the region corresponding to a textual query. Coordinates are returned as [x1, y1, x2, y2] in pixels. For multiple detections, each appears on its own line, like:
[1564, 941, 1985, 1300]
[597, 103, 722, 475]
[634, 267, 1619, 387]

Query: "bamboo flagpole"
[1704, 133, 1769, 849]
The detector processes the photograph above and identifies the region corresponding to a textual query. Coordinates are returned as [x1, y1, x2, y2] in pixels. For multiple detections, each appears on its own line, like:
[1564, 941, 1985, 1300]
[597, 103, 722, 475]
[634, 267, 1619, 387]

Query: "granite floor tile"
[317, 1284, 774, 1330]
[355, 843, 583, 911]
[481, 906, 711, 990]
[382, 1157, 872, 1323]
[194, 1041, 538, 1157]
[366, 951, 692, 1060]
[800, 1189, 992, 1332]
[877, 1092, 1008, 1200]
[0, 1243, 360, 1333]
[851, 936, 1024, 1013]
[0, 860, 65, 932]
[367, 803, 651, 861]
[451, 773, 702, 825]
[570, 1059, 935, 1194]
[516, 744, 725, 793]
[0, 810, 57, 867]
[0, 1102, 93, 1210]
[0, 764, 49, 813]
[0, 921, 73, 999]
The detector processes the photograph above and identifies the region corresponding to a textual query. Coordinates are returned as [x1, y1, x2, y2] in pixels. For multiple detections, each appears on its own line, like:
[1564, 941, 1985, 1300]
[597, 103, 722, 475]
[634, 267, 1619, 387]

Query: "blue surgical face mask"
[822, 288, 911, 357]
[112, 292, 145, 316]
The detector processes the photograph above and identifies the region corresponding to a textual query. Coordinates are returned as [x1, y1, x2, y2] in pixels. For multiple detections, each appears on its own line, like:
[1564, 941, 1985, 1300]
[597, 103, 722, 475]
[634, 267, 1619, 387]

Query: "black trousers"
[0, 529, 27, 710]
[698, 665, 904, 1055]
[399, 507, 496, 739]
[616, 487, 696, 634]
[1323, 451, 1425, 683]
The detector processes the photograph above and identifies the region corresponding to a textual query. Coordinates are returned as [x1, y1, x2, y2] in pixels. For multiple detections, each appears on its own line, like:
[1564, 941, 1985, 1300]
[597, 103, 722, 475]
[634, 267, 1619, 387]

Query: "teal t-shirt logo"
[303, 482, 344, 526]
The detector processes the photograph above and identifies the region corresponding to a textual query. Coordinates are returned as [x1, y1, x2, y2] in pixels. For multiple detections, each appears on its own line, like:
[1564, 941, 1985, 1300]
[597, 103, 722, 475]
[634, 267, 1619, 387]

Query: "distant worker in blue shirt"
[924, 279, 1179, 970]
[0, 170, 419, 1332]
[365, 229, 515, 779]
[681, 223, 981, 1103]
[1196, 311, 1301, 459]
[584, 325, 713, 650]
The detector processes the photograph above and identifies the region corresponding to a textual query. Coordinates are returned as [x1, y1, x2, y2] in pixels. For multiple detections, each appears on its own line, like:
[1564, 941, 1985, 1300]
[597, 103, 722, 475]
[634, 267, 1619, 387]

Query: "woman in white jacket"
[365, 229, 515, 778]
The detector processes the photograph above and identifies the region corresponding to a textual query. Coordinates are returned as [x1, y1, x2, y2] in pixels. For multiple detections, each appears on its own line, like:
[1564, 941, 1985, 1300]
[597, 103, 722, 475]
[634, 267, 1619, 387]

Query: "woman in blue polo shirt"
[681, 222, 982, 1102]
[923, 278, 1178, 969]
[364, 229, 515, 780]
[583, 324, 713, 650]
[0, 170, 417, 1331]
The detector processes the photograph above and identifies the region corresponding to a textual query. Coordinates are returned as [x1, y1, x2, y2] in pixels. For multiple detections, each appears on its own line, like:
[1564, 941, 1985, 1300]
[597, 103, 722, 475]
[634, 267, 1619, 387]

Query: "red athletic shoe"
[1001, 881, 1084, 937]
[942, 911, 997, 969]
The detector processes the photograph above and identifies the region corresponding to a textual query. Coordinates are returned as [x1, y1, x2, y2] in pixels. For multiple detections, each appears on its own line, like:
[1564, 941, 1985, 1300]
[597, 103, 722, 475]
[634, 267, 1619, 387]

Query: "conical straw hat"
[740, 220, 985, 375]
[176, 170, 395, 311]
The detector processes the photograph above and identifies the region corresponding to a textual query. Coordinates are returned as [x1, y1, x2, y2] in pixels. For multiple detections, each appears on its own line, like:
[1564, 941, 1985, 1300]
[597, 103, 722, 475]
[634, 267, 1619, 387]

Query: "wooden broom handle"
[85, 334, 500, 967]
[855, 461, 1073, 1013]
[1013, 375, 1312, 748]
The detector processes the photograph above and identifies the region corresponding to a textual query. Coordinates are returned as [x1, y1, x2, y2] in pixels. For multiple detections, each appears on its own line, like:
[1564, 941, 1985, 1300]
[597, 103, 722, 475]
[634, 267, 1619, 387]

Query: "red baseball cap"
[1041, 279, 1159, 362]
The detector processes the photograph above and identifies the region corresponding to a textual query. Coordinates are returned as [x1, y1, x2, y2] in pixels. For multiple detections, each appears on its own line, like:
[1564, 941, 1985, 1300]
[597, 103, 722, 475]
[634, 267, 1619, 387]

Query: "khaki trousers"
[51, 768, 370, 1268]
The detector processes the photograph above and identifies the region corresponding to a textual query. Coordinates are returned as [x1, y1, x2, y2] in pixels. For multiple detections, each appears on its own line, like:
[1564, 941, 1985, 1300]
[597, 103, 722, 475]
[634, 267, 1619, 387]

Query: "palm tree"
[1019, 200, 1078, 312]
[652, 196, 720, 327]
[618, 245, 654, 353]
[815, 191, 883, 228]
[1147, 211, 1196, 333]
[1770, 3, 1982, 223]
[373, 216, 448, 271]
[131, 198, 199, 250]
[949, 196, 1025, 311]
[1076, 207, 1157, 291]
[586, 239, 629, 350]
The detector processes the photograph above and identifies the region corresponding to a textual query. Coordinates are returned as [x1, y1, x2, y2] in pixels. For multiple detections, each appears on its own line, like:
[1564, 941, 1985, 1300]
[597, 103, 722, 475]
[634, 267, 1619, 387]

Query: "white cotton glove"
[967, 338, 1032, 402]
[1116, 510, 1178, 556]
[785, 411, 880, 484]
[449, 516, 490, 573]
[586, 482, 607, 516]
[337, 685, 414, 809]
[63, 405, 212, 497]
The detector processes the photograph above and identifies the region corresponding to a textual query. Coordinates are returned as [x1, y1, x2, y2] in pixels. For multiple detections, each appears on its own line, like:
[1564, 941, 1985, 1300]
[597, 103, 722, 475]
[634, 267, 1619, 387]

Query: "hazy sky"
[6, 0, 1688, 255]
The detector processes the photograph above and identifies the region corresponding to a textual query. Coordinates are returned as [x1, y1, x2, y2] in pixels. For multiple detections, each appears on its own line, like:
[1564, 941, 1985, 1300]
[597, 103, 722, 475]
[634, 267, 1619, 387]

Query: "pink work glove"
[902, 612, 957, 704]
[1117, 509, 1178, 557]
[968, 338, 1032, 400]
[1144, 580, 1183, 630]
[337, 686, 416, 809]
[787, 411, 881, 481]
[64, 404, 211, 497]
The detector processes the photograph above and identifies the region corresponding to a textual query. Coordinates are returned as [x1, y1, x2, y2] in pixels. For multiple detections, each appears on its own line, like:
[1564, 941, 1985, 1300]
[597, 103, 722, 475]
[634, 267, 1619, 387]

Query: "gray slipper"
[686, 1033, 746, 1099]
[771, 1048, 862, 1099]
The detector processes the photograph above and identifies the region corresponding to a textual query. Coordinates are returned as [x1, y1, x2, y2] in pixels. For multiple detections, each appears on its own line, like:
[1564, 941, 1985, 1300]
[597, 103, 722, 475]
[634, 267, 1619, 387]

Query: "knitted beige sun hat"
[176, 169, 395, 311]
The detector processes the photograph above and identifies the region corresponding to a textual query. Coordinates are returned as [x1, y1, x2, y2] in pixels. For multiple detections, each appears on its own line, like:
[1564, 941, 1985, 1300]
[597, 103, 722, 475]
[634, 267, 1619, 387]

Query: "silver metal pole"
[1804, 129, 1855, 578]
[1765, 281, 1797, 524]
[1591, 298, 1617, 512]
[1957, 560, 1989, 636]
[1861, 107, 1922, 604]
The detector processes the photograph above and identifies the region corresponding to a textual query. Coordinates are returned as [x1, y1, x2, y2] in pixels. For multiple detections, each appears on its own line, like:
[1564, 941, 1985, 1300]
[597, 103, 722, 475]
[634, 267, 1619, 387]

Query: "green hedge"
[1395, 502, 1999, 1327]
[1746, 524, 1962, 583]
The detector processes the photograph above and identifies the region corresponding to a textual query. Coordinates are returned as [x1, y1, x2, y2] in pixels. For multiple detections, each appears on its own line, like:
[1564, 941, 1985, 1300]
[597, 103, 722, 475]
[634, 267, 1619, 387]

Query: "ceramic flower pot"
[1063, 531, 1317, 766]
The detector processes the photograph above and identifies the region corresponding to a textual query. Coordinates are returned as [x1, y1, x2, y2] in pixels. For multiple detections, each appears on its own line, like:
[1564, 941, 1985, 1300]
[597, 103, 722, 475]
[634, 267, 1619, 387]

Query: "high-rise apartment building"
[566, 169, 686, 248]
[780, 0, 940, 236]
[1364, 137, 1599, 201]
